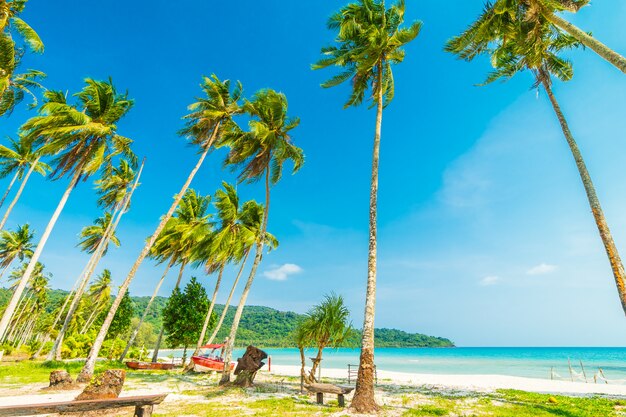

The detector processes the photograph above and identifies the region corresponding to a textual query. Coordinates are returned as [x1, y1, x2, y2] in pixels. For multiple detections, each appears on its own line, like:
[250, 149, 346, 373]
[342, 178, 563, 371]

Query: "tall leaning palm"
[219, 89, 303, 385]
[490, 0, 626, 74]
[0, 136, 49, 210]
[0, 223, 33, 279]
[313, 0, 420, 411]
[77, 76, 241, 382]
[0, 79, 134, 342]
[446, 4, 626, 314]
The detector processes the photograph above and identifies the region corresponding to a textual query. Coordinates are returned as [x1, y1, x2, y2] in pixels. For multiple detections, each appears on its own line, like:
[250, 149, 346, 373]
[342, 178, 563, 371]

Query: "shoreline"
[269, 364, 626, 396]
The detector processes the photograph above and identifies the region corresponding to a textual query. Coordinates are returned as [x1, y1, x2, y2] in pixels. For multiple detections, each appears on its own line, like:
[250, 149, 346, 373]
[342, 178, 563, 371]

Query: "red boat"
[125, 361, 176, 371]
[191, 344, 236, 372]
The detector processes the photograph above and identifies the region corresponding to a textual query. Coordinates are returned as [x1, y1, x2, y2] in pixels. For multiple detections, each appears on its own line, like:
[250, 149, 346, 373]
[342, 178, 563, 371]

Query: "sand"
[270, 364, 626, 396]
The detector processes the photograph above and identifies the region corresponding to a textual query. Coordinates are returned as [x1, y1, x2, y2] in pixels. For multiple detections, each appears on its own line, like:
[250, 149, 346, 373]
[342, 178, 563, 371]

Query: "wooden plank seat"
[0, 393, 167, 417]
[305, 383, 354, 407]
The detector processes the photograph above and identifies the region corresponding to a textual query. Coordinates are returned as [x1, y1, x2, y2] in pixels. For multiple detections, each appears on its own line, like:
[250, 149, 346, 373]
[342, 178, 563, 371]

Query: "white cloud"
[263, 263, 303, 281]
[527, 263, 557, 276]
[479, 276, 500, 286]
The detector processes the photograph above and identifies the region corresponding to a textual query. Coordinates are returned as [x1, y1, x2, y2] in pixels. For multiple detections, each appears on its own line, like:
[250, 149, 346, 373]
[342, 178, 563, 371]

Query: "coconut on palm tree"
[446, 1, 626, 314]
[0, 136, 49, 211]
[78, 75, 242, 382]
[0, 223, 33, 280]
[0, 79, 135, 342]
[218, 88, 303, 386]
[313, 0, 421, 411]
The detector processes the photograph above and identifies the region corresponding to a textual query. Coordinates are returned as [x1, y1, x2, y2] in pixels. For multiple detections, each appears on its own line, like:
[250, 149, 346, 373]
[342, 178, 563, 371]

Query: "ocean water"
[160, 347, 626, 382]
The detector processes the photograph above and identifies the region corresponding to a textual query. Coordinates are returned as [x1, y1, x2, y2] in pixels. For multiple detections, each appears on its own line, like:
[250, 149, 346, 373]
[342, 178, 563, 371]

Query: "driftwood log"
[233, 345, 268, 387]
[305, 383, 354, 407]
[0, 393, 167, 417]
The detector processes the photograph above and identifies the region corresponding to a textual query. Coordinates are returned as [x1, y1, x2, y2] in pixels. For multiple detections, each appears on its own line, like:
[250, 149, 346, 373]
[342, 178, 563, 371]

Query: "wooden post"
[338, 394, 345, 407]
[568, 358, 574, 382]
[268, 356, 271, 373]
[316, 393, 323, 405]
[579, 360, 588, 383]
[134, 405, 153, 417]
[550, 367, 553, 380]
[599, 368, 609, 384]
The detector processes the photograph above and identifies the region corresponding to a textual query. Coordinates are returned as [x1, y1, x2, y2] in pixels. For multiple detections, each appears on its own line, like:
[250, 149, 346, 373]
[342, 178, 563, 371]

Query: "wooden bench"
[305, 383, 354, 407]
[0, 393, 167, 417]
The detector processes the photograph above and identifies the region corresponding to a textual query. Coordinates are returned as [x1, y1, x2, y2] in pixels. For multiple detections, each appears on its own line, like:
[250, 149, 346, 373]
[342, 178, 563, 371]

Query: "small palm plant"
[0, 136, 49, 222]
[446, 2, 626, 314]
[313, 0, 420, 411]
[0, 79, 135, 343]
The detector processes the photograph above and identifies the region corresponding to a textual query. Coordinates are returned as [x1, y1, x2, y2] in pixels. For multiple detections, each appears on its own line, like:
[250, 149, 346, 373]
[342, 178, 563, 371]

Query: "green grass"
[0, 360, 127, 385]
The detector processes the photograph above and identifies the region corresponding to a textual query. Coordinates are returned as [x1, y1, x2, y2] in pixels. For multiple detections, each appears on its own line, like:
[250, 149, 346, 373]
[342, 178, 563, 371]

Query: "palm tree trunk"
[78, 128, 219, 382]
[308, 347, 325, 383]
[190, 265, 225, 361]
[5, 295, 32, 343]
[220, 170, 271, 386]
[206, 251, 251, 345]
[0, 167, 82, 341]
[546, 13, 626, 74]
[0, 156, 40, 231]
[0, 171, 19, 209]
[0, 262, 12, 282]
[80, 307, 99, 334]
[31, 288, 76, 358]
[150, 261, 185, 364]
[542, 76, 626, 314]
[351, 65, 384, 413]
[119, 258, 174, 362]
[48, 160, 144, 361]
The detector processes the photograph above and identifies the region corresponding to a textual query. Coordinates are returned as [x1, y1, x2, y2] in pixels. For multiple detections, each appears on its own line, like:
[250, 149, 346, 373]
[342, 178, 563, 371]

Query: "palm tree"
[0, 0, 44, 52]
[80, 269, 112, 334]
[446, 1, 626, 313]
[206, 198, 278, 346]
[47, 159, 141, 361]
[77, 213, 121, 255]
[480, 1, 626, 74]
[142, 189, 213, 363]
[78, 74, 242, 382]
[312, 0, 420, 410]
[294, 293, 353, 384]
[0, 136, 49, 231]
[219, 89, 303, 385]
[0, 223, 33, 280]
[0, 79, 135, 342]
[0, 136, 47, 209]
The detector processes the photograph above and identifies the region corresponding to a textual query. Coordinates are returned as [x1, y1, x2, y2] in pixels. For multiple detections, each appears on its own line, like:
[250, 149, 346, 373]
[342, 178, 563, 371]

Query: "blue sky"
[2, 0, 626, 346]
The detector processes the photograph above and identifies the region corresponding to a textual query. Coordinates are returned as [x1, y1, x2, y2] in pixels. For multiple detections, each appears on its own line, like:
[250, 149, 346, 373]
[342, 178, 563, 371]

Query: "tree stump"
[47, 370, 74, 389]
[233, 345, 267, 387]
[76, 369, 126, 400]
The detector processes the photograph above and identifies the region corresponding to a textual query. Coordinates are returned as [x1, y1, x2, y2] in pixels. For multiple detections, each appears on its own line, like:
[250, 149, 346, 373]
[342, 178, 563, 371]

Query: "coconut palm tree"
[0, 138, 49, 232]
[78, 75, 242, 382]
[0, 0, 44, 52]
[80, 269, 112, 334]
[141, 189, 213, 363]
[312, 0, 420, 410]
[219, 89, 303, 385]
[446, 1, 626, 314]
[77, 213, 120, 255]
[0, 136, 48, 210]
[206, 198, 278, 347]
[0, 223, 33, 280]
[47, 159, 141, 361]
[0, 79, 135, 342]
[475, 0, 626, 74]
[0, 41, 45, 118]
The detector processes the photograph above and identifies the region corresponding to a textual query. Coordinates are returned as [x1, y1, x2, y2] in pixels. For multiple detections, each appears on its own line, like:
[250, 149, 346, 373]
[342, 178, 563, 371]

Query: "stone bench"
[305, 383, 354, 407]
[0, 393, 167, 417]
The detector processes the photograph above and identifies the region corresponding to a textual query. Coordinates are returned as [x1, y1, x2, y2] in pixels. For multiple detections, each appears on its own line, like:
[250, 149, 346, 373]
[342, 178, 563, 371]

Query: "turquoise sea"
[160, 347, 626, 382]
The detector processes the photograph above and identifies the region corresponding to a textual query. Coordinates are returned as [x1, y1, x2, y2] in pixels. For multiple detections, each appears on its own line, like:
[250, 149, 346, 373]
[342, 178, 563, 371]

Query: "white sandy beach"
[270, 364, 626, 396]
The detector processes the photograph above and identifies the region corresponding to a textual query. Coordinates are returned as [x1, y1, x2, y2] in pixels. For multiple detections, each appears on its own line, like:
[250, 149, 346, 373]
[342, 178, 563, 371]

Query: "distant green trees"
[162, 277, 211, 363]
